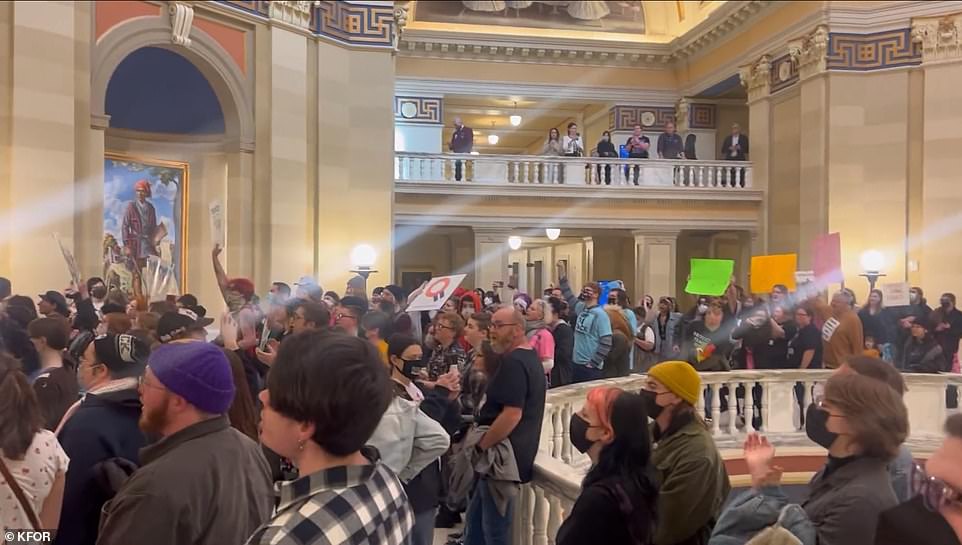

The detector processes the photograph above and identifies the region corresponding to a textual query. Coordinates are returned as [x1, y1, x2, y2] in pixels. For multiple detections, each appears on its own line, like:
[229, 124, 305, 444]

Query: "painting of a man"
[104, 155, 187, 298]
[122, 179, 162, 264]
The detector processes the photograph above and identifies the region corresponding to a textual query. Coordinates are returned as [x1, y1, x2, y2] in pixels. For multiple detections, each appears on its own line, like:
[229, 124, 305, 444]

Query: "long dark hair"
[0, 354, 42, 459]
[583, 389, 658, 543]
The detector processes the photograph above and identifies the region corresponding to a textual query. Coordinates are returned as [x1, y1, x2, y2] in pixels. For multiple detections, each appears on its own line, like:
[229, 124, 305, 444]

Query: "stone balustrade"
[511, 370, 962, 545]
[395, 152, 752, 189]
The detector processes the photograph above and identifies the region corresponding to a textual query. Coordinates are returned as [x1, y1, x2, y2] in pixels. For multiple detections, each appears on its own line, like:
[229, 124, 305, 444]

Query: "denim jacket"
[709, 487, 816, 545]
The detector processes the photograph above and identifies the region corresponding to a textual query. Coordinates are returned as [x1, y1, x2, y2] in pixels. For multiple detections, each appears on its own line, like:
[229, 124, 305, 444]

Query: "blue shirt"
[573, 305, 612, 368]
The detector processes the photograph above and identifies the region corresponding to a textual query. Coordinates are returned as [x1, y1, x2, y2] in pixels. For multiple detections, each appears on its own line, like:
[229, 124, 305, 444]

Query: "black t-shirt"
[787, 324, 822, 369]
[478, 347, 546, 483]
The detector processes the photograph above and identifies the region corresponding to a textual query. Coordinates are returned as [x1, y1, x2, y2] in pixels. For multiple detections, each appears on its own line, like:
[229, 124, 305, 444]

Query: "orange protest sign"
[750, 254, 798, 294]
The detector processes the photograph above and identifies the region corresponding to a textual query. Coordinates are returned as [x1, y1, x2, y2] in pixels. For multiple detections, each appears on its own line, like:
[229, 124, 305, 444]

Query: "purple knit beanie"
[148, 341, 235, 414]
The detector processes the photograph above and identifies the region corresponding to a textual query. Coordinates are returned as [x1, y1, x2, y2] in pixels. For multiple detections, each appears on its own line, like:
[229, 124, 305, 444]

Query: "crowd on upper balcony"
[0, 245, 959, 545]
[447, 116, 749, 186]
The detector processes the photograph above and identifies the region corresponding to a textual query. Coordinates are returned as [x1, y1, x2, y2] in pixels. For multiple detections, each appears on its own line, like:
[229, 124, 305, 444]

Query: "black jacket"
[902, 336, 947, 373]
[875, 495, 960, 545]
[56, 388, 146, 545]
[550, 322, 574, 387]
[720, 134, 749, 160]
[804, 456, 898, 545]
[557, 478, 654, 545]
[858, 307, 897, 345]
[596, 139, 617, 157]
[33, 363, 79, 430]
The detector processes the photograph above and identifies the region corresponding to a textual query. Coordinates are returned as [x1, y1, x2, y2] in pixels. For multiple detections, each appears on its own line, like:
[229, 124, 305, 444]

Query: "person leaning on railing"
[596, 131, 617, 185]
[641, 360, 730, 545]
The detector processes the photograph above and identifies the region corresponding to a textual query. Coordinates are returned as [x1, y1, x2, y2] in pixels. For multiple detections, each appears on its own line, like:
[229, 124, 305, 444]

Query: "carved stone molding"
[169, 1, 194, 47]
[912, 12, 962, 65]
[675, 98, 690, 133]
[268, 1, 314, 29]
[393, 4, 408, 52]
[739, 55, 772, 104]
[787, 25, 828, 81]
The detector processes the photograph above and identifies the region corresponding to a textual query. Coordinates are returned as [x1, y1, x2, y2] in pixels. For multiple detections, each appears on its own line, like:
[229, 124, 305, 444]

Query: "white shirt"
[1, 430, 69, 530]
[730, 134, 741, 156]
[562, 135, 583, 155]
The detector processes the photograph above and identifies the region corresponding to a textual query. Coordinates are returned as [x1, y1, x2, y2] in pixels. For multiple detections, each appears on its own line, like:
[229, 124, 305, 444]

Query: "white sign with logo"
[881, 282, 911, 307]
[209, 200, 225, 248]
[406, 274, 467, 313]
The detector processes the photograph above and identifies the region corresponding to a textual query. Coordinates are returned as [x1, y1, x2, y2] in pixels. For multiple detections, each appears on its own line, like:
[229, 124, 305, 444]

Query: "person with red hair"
[121, 179, 160, 265]
[557, 386, 658, 545]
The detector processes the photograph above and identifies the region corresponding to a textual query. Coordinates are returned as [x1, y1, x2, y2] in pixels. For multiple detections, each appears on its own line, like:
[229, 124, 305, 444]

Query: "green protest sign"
[685, 258, 734, 296]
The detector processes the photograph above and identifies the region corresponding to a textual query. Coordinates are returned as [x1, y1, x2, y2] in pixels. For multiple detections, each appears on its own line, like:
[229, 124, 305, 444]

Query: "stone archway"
[92, 16, 253, 149]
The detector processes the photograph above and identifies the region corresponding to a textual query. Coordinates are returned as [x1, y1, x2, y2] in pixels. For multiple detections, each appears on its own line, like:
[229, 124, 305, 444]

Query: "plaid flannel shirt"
[246, 450, 413, 545]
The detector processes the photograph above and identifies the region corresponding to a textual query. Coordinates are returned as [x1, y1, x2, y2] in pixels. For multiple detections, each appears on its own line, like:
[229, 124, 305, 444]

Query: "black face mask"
[640, 389, 664, 419]
[393, 358, 424, 380]
[91, 286, 108, 299]
[805, 404, 839, 449]
[569, 413, 595, 454]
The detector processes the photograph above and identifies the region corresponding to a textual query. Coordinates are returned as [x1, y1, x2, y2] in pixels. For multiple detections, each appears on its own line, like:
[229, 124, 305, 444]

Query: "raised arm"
[211, 244, 230, 297]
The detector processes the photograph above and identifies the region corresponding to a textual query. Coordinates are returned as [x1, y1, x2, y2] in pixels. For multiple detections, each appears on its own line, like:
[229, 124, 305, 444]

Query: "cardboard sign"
[53, 233, 82, 288]
[407, 274, 467, 312]
[750, 254, 798, 294]
[209, 200, 225, 248]
[685, 258, 734, 296]
[813, 233, 843, 284]
[795, 270, 816, 284]
[881, 282, 911, 307]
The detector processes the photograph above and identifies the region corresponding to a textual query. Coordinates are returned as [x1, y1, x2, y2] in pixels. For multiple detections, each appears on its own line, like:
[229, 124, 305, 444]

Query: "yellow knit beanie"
[648, 360, 701, 406]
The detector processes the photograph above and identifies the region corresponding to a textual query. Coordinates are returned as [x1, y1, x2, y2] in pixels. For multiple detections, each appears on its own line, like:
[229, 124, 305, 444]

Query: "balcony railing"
[512, 370, 962, 545]
[395, 152, 752, 189]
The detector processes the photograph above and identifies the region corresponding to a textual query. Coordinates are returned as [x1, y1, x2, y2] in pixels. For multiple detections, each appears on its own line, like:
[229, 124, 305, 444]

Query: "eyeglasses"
[814, 396, 846, 418]
[436, 323, 455, 331]
[335, 313, 357, 321]
[492, 322, 518, 329]
[137, 375, 165, 391]
[912, 464, 962, 512]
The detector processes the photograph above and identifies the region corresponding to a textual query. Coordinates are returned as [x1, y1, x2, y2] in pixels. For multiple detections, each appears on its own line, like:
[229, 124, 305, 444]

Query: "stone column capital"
[740, 54, 772, 104]
[268, 1, 314, 29]
[912, 12, 962, 66]
[788, 24, 828, 81]
[632, 228, 681, 244]
[675, 98, 691, 133]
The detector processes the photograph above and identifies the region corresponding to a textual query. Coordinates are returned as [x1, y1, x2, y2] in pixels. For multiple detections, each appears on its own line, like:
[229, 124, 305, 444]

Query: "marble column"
[6, 1, 79, 294]
[740, 55, 772, 255]
[914, 13, 962, 296]
[633, 229, 679, 300]
[473, 228, 511, 296]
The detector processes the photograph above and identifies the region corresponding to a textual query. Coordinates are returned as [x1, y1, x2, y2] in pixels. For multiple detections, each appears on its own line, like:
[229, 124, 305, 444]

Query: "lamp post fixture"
[859, 250, 886, 291]
[350, 244, 378, 293]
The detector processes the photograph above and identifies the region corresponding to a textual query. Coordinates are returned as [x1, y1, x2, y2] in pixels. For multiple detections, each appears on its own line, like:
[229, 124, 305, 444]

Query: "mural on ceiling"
[415, 1, 646, 33]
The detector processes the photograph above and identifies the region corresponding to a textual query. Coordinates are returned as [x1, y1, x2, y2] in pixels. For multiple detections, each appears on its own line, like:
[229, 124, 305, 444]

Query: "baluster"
[533, 486, 549, 545]
[744, 166, 752, 188]
[547, 495, 563, 545]
[515, 161, 523, 184]
[696, 384, 706, 417]
[798, 380, 809, 430]
[711, 383, 722, 435]
[562, 403, 573, 464]
[727, 381, 738, 435]
[551, 407, 563, 459]
[745, 381, 756, 433]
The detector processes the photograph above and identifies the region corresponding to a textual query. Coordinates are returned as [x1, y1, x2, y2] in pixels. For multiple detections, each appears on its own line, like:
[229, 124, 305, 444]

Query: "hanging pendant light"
[509, 101, 522, 127]
[508, 236, 522, 250]
[487, 121, 499, 145]
[545, 228, 560, 240]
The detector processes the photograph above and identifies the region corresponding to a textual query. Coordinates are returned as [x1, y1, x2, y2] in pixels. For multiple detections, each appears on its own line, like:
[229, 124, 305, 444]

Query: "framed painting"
[103, 153, 189, 299]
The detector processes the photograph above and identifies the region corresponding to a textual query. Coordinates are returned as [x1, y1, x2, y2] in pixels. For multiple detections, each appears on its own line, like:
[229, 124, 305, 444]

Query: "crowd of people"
[0, 249, 960, 545]
[448, 116, 748, 186]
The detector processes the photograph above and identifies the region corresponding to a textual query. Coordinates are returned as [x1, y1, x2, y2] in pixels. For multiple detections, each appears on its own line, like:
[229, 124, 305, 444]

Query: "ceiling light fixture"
[509, 101, 522, 127]
[545, 228, 561, 241]
[487, 121, 499, 145]
[508, 236, 522, 250]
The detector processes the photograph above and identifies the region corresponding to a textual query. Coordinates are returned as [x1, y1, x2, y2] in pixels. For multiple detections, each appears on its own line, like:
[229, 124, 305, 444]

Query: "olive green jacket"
[651, 417, 731, 545]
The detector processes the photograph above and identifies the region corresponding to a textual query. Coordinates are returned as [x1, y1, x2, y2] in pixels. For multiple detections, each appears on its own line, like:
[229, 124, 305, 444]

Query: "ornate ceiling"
[398, 1, 776, 68]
